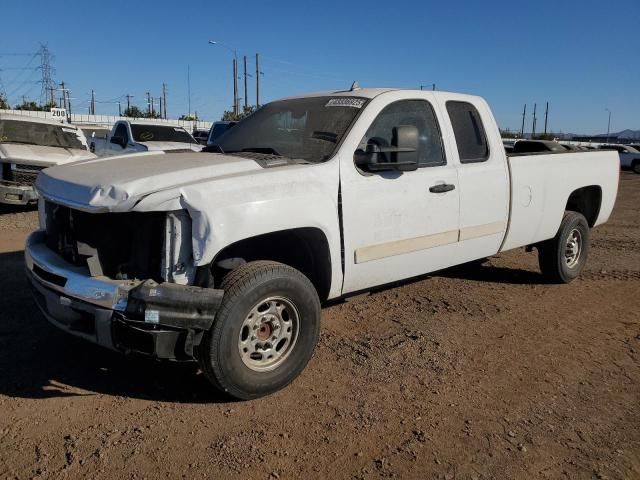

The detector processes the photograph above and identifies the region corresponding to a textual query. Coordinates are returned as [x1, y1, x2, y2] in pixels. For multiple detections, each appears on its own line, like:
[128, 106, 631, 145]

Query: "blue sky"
[1, 0, 638, 133]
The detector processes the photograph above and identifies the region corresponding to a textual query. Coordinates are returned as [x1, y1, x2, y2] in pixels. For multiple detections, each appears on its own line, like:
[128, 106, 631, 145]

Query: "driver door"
[340, 98, 460, 294]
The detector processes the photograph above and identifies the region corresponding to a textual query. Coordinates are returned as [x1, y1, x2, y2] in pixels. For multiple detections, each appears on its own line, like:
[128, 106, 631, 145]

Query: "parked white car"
[27, 87, 619, 399]
[598, 144, 640, 173]
[0, 113, 96, 205]
[92, 119, 202, 157]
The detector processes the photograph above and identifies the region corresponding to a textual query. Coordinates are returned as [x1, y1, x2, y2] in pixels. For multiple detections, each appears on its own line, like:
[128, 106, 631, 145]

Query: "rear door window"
[446, 101, 489, 163]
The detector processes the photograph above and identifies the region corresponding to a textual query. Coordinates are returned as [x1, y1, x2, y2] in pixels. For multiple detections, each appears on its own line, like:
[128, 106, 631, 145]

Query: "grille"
[44, 202, 165, 281]
[3, 164, 46, 186]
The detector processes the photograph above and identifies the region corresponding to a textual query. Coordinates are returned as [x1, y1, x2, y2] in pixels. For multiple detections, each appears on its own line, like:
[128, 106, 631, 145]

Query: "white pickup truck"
[91, 119, 202, 157]
[25, 87, 619, 400]
[0, 113, 96, 205]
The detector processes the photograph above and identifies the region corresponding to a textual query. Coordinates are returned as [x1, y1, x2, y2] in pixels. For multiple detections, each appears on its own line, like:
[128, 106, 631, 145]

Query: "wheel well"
[211, 228, 332, 301]
[565, 186, 601, 227]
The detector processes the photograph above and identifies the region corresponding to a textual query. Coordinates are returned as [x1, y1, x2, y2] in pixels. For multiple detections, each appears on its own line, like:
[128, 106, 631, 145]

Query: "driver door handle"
[429, 183, 456, 193]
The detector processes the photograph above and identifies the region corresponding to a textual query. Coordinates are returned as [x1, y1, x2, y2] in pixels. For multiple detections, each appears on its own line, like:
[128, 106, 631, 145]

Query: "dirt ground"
[1, 172, 639, 480]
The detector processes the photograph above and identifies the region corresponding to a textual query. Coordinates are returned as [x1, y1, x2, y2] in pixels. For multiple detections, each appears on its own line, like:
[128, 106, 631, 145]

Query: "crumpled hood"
[0, 143, 95, 166]
[137, 141, 202, 152]
[36, 152, 264, 211]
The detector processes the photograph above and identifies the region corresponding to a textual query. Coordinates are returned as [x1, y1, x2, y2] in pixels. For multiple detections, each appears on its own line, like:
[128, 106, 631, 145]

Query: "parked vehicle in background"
[27, 87, 619, 400]
[192, 128, 210, 145]
[78, 125, 111, 154]
[0, 114, 96, 205]
[91, 120, 202, 157]
[512, 139, 567, 153]
[598, 144, 640, 173]
[206, 121, 237, 146]
[559, 143, 585, 151]
[502, 138, 517, 153]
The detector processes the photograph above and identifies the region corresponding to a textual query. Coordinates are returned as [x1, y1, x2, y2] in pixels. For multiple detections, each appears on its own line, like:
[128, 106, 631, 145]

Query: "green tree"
[500, 128, 519, 139]
[222, 105, 256, 122]
[14, 100, 45, 111]
[0, 95, 9, 110]
[123, 106, 144, 118]
[179, 114, 197, 121]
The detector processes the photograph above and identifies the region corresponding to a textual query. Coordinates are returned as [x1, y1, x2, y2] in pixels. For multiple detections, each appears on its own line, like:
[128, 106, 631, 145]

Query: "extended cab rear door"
[439, 97, 510, 261]
[339, 93, 461, 294]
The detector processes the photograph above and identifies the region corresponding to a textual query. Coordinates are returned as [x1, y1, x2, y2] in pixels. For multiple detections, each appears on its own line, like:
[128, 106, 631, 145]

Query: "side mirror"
[110, 135, 127, 148]
[354, 125, 419, 172]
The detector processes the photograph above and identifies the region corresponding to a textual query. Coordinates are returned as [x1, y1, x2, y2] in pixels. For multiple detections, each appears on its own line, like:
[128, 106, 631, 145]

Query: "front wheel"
[632, 161, 640, 174]
[197, 261, 321, 400]
[538, 211, 590, 284]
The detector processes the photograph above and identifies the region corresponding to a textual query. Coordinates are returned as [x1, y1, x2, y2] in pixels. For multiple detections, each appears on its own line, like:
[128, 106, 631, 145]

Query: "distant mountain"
[592, 129, 640, 140]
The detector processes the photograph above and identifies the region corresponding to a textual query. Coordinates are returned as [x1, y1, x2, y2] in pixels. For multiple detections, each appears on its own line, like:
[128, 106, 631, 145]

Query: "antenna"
[350, 81, 360, 91]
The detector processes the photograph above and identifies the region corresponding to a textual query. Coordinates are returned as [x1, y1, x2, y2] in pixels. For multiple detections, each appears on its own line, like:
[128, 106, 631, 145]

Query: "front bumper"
[0, 181, 38, 205]
[25, 230, 223, 360]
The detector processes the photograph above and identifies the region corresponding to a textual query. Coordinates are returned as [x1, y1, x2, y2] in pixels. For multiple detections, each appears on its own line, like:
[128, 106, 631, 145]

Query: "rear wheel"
[197, 261, 321, 400]
[632, 160, 640, 174]
[538, 211, 590, 283]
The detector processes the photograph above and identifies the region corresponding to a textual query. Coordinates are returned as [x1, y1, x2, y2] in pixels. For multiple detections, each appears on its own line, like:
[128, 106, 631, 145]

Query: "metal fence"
[0, 109, 213, 131]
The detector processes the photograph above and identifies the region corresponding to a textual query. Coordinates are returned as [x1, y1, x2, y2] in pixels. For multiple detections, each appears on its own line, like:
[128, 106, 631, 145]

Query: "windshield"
[208, 123, 236, 144]
[0, 120, 85, 150]
[130, 124, 196, 143]
[214, 96, 368, 162]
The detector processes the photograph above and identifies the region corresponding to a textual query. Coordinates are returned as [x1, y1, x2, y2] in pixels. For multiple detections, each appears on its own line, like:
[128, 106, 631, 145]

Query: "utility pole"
[520, 104, 527, 137]
[90, 89, 95, 115]
[232, 58, 238, 116]
[188, 65, 192, 117]
[146, 91, 151, 116]
[60, 81, 66, 109]
[126, 94, 133, 112]
[605, 109, 611, 143]
[531, 103, 537, 138]
[255, 53, 260, 107]
[66, 89, 71, 116]
[117, 101, 122, 116]
[543, 102, 549, 136]
[243, 56, 248, 111]
[162, 83, 167, 119]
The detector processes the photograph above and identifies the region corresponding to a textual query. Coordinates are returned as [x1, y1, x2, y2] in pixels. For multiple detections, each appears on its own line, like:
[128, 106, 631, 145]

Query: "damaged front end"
[25, 202, 222, 360]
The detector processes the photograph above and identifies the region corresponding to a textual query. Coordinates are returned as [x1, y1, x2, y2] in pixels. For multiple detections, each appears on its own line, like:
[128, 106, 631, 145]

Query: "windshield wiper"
[311, 131, 338, 143]
[238, 147, 282, 156]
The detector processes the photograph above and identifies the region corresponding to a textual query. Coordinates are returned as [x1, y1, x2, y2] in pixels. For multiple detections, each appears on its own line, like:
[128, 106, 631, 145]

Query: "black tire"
[632, 161, 640, 174]
[197, 261, 321, 400]
[538, 211, 590, 284]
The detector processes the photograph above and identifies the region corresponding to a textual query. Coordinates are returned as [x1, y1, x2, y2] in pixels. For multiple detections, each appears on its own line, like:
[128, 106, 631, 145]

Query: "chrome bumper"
[25, 230, 223, 359]
[25, 230, 137, 310]
[0, 181, 38, 205]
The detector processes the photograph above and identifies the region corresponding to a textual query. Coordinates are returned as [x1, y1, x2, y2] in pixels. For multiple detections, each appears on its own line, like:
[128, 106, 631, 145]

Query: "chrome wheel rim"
[238, 296, 299, 372]
[564, 228, 582, 269]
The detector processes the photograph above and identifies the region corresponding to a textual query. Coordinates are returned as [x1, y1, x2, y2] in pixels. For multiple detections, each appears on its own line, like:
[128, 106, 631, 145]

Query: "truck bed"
[501, 150, 619, 252]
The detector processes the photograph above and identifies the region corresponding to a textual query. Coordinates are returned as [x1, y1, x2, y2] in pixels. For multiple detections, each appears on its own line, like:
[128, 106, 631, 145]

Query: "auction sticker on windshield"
[325, 98, 366, 108]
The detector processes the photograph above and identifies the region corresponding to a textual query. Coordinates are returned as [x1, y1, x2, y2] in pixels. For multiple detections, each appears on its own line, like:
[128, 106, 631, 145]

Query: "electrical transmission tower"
[37, 44, 56, 105]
